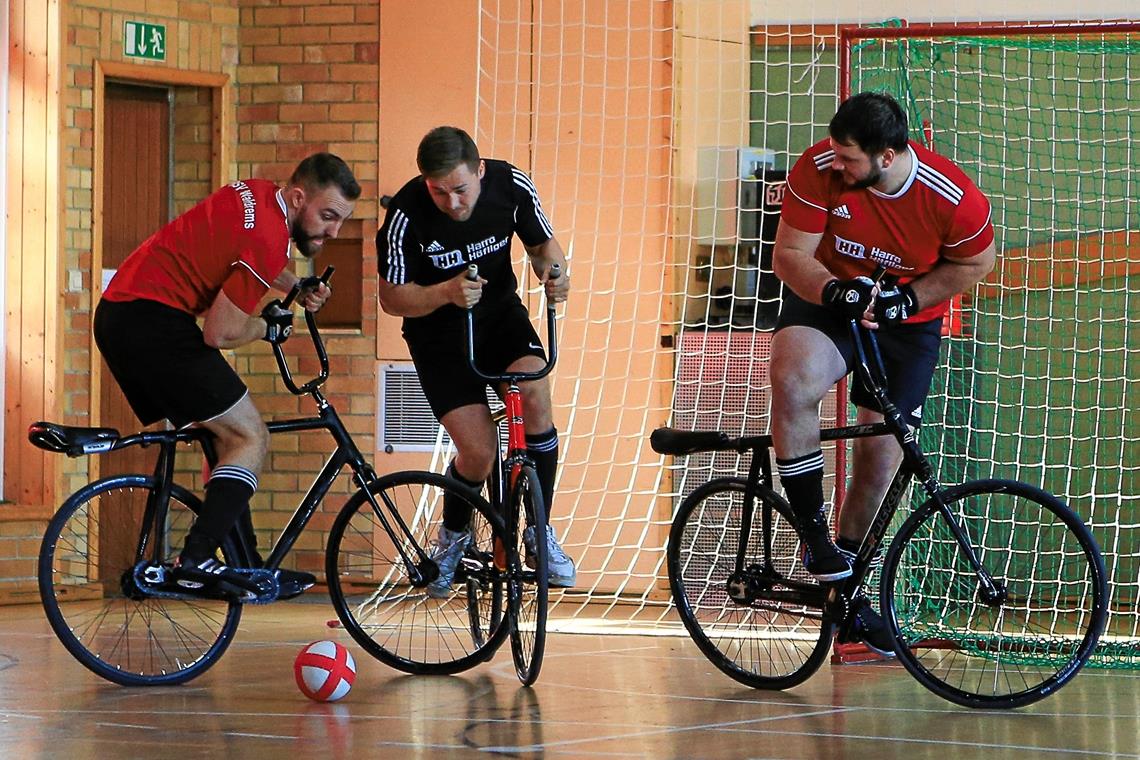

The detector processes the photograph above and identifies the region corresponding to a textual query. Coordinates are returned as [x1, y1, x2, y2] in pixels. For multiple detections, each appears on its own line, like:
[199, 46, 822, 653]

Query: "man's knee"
[519, 378, 551, 412]
[454, 444, 497, 482]
[213, 415, 270, 462]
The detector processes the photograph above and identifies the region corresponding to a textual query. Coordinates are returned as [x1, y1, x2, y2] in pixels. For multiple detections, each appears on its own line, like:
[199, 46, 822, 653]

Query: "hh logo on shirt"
[833, 235, 865, 259]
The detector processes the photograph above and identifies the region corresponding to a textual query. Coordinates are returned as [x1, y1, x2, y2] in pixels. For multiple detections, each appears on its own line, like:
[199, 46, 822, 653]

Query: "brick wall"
[233, 0, 380, 576]
[0, 507, 54, 604]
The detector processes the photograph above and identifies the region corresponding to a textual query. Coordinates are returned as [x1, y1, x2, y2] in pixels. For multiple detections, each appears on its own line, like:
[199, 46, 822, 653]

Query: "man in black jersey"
[377, 126, 575, 597]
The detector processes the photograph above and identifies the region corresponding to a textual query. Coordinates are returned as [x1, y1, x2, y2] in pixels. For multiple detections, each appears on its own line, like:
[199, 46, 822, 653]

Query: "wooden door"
[98, 83, 170, 577]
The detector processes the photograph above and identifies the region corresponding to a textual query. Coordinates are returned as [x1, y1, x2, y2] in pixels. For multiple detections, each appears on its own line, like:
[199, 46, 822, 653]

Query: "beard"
[847, 165, 883, 190]
[291, 218, 323, 258]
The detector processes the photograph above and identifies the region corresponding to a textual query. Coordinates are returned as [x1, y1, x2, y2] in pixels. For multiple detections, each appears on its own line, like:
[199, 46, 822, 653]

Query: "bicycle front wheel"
[882, 479, 1108, 709]
[507, 464, 548, 685]
[38, 476, 243, 686]
[668, 478, 834, 690]
[326, 471, 511, 675]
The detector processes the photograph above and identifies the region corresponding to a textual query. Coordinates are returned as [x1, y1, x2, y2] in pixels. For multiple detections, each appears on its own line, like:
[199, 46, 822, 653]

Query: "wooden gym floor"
[0, 597, 1136, 759]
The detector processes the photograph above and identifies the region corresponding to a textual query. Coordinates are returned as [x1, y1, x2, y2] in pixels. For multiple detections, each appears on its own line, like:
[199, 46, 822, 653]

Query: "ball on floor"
[294, 640, 356, 702]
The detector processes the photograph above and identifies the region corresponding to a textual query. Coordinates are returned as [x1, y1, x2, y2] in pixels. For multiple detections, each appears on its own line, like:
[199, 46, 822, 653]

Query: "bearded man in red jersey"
[770, 92, 997, 655]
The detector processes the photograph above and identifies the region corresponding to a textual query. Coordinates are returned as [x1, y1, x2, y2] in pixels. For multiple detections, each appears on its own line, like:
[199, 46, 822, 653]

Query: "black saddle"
[650, 427, 733, 456]
[28, 421, 120, 457]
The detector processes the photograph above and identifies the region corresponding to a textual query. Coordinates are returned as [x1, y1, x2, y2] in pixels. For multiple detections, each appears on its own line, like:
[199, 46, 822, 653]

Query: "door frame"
[90, 61, 229, 479]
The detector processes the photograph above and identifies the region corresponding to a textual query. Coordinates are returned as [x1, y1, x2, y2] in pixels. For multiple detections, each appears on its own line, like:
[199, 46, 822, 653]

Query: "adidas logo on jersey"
[425, 240, 445, 253]
[831, 204, 852, 219]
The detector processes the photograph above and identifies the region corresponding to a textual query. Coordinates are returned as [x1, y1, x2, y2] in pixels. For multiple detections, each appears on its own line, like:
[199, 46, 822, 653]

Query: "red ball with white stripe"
[294, 640, 356, 702]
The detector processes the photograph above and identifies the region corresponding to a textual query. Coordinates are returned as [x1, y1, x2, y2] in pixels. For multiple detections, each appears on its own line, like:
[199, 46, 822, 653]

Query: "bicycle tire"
[668, 478, 834, 690]
[325, 470, 511, 675]
[38, 475, 243, 686]
[507, 464, 548, 685]
[881, 478, 1108, 709]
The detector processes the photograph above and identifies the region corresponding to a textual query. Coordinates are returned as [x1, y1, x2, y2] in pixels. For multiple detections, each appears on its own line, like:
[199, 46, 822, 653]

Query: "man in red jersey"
[94, 153, 360, 598]
[770, 92, 996, 654]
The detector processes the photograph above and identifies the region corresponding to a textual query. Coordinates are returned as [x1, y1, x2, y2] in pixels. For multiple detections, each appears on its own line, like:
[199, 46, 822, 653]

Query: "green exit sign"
[124, 21, 166, 61]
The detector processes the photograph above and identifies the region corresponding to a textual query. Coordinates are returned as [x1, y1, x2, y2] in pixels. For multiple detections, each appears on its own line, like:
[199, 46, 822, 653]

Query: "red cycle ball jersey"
[102, 179, 292, 316]
[781, 138, 995, 322]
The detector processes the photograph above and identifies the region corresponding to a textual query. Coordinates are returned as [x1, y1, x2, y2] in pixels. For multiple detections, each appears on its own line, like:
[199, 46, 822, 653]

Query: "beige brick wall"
[231, 0, 379, 577]
[41, 0, 380, 583]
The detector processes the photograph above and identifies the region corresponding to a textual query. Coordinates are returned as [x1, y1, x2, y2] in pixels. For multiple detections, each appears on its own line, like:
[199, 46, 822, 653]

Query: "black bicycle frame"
[711, 319, 999, 608]
[464, 262, 560, 498]
[106, 269, 435, 581]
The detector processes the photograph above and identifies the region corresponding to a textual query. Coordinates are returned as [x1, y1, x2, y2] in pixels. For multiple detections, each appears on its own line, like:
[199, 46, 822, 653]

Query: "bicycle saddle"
[650, 427, 732, 456]
[28, 421, 120, 456]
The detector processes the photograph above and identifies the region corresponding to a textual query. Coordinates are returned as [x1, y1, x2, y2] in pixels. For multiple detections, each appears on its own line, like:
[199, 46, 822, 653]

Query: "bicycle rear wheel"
[668, 478, 834, 690]
[507, 464, 548, 685]
[326, 471, 511, 675]
[38, 475, 243, 686]
[882, 479, 1108, 709]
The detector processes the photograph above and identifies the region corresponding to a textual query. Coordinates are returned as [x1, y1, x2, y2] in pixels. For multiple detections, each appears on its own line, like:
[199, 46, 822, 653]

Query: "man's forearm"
[378, 281, 453, 317]
[272, 269, 298, 293]
[907, 246, 996, 308]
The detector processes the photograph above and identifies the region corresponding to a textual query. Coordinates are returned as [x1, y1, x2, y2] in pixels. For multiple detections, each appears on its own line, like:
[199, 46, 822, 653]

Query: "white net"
[416, 3, 1140, 664]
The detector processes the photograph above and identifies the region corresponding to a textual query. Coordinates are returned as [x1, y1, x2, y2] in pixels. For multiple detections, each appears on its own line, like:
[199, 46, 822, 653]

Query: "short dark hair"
[417, 126, 480, 178]
[829, 91, 909, 155]
[290, 152, 361, 200]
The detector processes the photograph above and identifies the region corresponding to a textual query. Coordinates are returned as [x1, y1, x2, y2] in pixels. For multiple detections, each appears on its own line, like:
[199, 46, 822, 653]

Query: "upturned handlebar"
[465, 262, 560, 383]
[271, 266, 335, 396]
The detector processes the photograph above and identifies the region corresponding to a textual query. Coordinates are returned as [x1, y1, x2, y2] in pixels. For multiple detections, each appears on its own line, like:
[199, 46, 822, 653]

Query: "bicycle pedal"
[229, 568, 280, 605]
[134, 563, 279, 604]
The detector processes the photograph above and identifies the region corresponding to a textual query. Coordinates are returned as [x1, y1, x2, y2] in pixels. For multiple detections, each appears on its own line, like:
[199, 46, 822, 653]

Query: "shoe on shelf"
[798, 510, 853, 581]
[838, 596, 898, 657]
[523, 524, 577, 588]
[426, 526, 471, 599]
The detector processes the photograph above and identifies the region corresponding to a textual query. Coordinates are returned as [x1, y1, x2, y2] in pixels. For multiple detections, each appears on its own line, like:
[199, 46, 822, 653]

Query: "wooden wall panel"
[4, 0, 61, 506]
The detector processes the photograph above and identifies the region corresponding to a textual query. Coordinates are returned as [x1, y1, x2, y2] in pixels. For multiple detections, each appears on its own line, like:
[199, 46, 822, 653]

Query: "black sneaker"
[275, 569, 317, 600]
[839, 596, 897, 657]
[798, 511, 853, 581]
[172, 556, 266, 598]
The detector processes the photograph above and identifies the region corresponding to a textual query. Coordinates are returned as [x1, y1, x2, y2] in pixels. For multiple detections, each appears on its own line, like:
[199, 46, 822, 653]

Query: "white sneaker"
[426, 526, 471, 599]
[523, 524, 576, 588]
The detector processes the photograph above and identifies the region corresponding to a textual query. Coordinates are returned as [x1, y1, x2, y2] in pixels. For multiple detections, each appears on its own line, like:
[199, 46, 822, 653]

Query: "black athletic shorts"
[405, 301, 546, 420]
[776, 289, 943, 427]
[93, 298, 248, 429]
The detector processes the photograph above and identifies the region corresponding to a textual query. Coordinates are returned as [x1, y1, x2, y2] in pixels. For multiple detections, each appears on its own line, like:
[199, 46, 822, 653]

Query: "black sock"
[183, 466, 258, 561]
[526, 427, 558, 515]
[836, 534, 881, 567]
[443, 462, 483, 532]
[234, 505, 263, 566]
[776, 450, 825, 522]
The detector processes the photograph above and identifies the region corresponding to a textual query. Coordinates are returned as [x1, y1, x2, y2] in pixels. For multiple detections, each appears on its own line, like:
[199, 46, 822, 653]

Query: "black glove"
[261, 301, 294, 344]
[821, 276, 876, 319]
[873, 282, 919, 325]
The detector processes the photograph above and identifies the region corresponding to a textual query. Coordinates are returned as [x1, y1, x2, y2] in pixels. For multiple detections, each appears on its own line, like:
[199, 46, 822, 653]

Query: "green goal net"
[849, 21, 1140, 668]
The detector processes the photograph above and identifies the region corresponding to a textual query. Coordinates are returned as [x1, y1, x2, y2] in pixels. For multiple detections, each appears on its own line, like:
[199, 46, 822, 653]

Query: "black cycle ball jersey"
[377, 158, 555, 340]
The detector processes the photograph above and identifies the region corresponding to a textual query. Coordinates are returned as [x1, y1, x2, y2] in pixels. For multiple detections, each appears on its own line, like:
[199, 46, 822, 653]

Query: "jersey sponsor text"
[232, 180, 257, 230]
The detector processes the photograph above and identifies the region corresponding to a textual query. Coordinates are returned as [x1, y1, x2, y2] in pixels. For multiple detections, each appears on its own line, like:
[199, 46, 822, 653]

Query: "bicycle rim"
[883, 479, 1108, 709]
[38, 476, 242, 686]
[508, 465, 548, 685]
[326, 471, 510, 675]
[668, 478, 833, 690]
